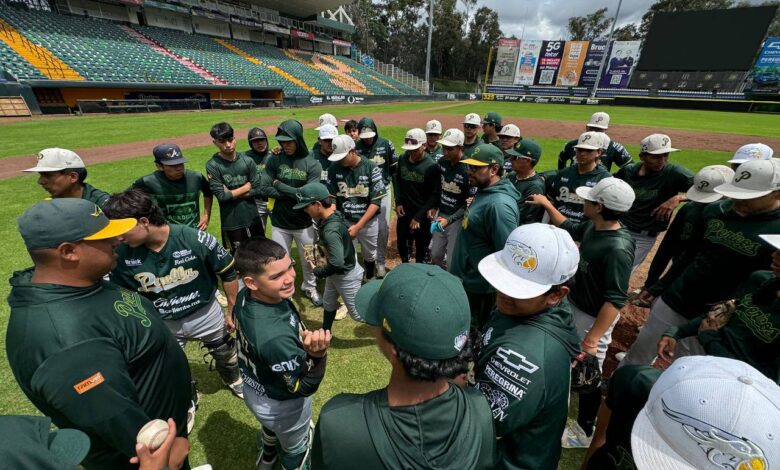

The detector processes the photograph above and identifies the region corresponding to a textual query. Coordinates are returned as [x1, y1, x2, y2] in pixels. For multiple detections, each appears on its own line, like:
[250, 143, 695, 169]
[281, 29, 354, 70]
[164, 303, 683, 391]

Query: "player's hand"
[271, 146, 282, 155]
[581, 339, 598, 356]
[307, 260, 316, 270]
[657, 336, 677, 363]
[303, 329, 332, 358]
[130, 419, 189, 470]
[426, 208, 437, 220]
[197, 214, 209, 231]
[651, 195, 682, 221]
[525, 194, 550, 207]
[436, 217, 449, 228]
[638, 289, 655, 305]
[396, 205, 405, 217]
[347, 224, 361, 239]
[698, 317, 719, 332]
[410, 219, 420, 230]
[224, 310, 236, 334]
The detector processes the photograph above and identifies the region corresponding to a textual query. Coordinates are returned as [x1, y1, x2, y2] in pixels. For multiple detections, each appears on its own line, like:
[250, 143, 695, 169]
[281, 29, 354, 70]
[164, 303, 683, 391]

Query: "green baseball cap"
[482, 111, 502, 127]
[461, 143, 504, 167]
[355, 264, 470, 360]
[18, 198, 137, 251]
[506, 138, 543, 164]
[0, 416, 91, 469]
[293, 182, 331, 210]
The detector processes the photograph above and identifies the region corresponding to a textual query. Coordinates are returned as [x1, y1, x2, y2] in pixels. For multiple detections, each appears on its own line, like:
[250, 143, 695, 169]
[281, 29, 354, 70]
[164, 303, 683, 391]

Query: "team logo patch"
[382, 318, 392, 333]
[74, 372, 105, 395]
[453, 331, 468, 351]
[91, 205, 102, 217]
[506, 240, 538, 272]
[114, 289, 152, 327]
[735, 171, 752, 182]
[697, 181, 710, 190]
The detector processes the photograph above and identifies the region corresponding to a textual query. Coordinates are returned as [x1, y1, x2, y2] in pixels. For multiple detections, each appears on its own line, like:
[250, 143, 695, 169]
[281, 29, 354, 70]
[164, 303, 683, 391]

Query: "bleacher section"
[0, 37, 44, 80]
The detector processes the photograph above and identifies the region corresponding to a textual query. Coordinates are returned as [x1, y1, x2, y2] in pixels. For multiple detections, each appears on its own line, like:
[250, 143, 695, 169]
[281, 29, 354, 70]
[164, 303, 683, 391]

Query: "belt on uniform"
[627, 228, 659, 237]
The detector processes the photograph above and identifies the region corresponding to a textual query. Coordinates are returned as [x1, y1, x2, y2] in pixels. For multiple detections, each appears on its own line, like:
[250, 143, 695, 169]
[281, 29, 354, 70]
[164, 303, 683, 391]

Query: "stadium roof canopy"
[246, 0, 346, 19]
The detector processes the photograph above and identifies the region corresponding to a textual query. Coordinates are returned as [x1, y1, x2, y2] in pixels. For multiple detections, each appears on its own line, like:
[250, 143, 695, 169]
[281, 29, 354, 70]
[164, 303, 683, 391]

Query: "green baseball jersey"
[81, 182, 110, 208]
[450, 179, 521, 294]
[560, 221, 635, 316]
[260, 152, 322, 230]
[662, 201, 780, 319]
[424, 143, 444, 162]
[615, 162, 694, 233]
[131, 169, 211, 228]
[669, 270, 780, 382]
[7, 270, 191, 469]
[558, 139, 632, 172]
[586, 365, 661, 470]
[327, 157, 385, 223]
[476, 302, 581, 470]
[480, 134, 501, 148]
[110, 225, 236, 320]
[244, 148, 271, 201]
[206, 152, 262, 231]
[314, 211, 357, 278]
[234, 291, 325, 401]
[463, 140, 480, 157]
[508, 172, 546, 225]
[394, 152, 440, 221]
[546, 165, 611, 225]
[434, 157, 471, 223]
[312, 385, 497, 470]
[308, 147, 331, 183]
[356, 136, 396, 185]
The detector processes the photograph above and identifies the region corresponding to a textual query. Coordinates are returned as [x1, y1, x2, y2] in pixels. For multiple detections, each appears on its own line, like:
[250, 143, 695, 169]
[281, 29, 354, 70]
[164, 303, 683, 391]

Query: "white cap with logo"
[358, 126, 376, 139]
[715, 158, 780, 200]
[586, 112, 610, 130]
[478, 223, 580, 299]
[463, 113, 482, 126]
[425, 120, 443, 134]
[575, 177, 636, 212]
[640, 134, 679, 155]
[315, 113, 337, 130]
[573, 131, 611, 150]
[317, 123, 338, 141]
[686, 165, 735, 203]
[327, 134, 356, 162]
[401, 128, 426, 151]
[438, 128, 465, 147]
[632, 356, 780, 470]
[24, 148, 85, 172]
[497, 124, 522, 138]
[728, 143, 774, 164]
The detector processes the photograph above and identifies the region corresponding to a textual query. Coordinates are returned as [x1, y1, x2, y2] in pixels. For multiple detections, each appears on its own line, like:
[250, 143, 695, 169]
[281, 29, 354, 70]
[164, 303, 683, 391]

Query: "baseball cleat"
[304, 289, 323, 307]
[335, 304, 348, 320]
[227, 377, 244, 399]
[375, 264, 387, 278]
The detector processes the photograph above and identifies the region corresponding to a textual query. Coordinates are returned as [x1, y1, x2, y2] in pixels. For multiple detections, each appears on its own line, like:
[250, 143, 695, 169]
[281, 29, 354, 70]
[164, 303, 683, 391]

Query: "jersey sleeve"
[611, 142, 632, 169]
[259, 155, 283, 199]
[197, 229, 237, 281]
[313, 226, 348, 278]
[369, 164, 386, 205]
[602, 245, 634, 309]
[131, 176, 148, 192]
[674, 165, 695, 193]
[558, 220, 587, 242]
[246, 158, 263, 197]
[206, 160, 233, 202]
[261, 336, 325, 397]
[488, 199, 521, 252]
[199, 173, 213, 197]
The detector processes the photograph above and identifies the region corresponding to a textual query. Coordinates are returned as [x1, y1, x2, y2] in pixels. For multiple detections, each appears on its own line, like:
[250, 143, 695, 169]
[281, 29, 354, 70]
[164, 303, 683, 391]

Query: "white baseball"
[136, 419, 169, 451]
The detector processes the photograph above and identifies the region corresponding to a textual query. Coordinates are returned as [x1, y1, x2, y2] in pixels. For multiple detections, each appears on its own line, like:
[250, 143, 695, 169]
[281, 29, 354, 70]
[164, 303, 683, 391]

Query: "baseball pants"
[396, 213, 433, 263]
[164, 297, 226, 348]
[244, 388, 312, 462]
[620, 297, 706, 367]
[322, 262, 364, 321]
[570, 301, 619, 370]
[351, 216, 378, 263]
[256, 199, 269, 235]
[430, 219, 462, 269]
[271, 225, 317, 293]
[376, 190, 391, 264]
[628, 230, 658, 273]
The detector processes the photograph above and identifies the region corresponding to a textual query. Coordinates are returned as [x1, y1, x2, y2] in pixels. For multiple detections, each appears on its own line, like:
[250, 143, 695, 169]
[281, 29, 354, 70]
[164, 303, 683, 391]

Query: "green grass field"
[0, 101, 777, 469]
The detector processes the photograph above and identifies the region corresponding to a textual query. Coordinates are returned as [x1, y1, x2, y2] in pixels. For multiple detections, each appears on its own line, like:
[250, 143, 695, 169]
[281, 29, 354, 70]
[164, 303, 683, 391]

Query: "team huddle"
[5, 109, 780, 470]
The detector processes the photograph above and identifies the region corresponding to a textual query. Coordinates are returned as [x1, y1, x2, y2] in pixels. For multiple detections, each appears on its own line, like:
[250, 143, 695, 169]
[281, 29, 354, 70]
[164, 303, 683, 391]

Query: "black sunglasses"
[464, 124, 479, 129]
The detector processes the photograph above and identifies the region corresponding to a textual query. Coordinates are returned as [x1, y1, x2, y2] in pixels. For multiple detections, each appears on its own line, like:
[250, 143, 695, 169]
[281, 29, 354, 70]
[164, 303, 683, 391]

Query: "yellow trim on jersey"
[216, 259, 235, 275]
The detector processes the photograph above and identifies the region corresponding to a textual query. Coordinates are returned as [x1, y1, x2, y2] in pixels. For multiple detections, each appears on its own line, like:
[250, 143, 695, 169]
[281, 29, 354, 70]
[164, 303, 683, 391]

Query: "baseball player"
[497, 124, 522, 171]
[621, 158, 780, 367]
[309, 113, 337, 160]
[423, 119, 444, 162]
[24, 147, 110, 207]
[615, 134, 694, 270]
[233, 238, 331, 470]
[450, 144, 521, 327]
[105, 189, 243, 399]
[260, 119, 323, 306]
[7, 199, 191, 469]
[244, 127, 271, 230]
[505, 139, 546, 225]
[727, 142, 773, 170]
[428, 128, 471, 269]
[326, 135, 385, 279]
[206, 122, 265, 253]
[462, 112, 482, 156]
[355, 117, 396, 278]
[394, 128, 440, 263]
[475, 224, 582, 469]
[343, 120, 359, 142]
[131, 143, 213, 230]
[295, 183, 365, 330]
[312, 264, 497, 470]
[480, 112, 502, 147]
[309, 124, 338, 184]
[545, 131, 612, 225]
[557, 112, 632, 172]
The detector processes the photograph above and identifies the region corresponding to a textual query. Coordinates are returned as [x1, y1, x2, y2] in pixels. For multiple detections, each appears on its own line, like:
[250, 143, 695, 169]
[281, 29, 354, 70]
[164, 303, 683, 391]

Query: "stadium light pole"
[425, 0, 434, 94]
[590, 0, 623, 99]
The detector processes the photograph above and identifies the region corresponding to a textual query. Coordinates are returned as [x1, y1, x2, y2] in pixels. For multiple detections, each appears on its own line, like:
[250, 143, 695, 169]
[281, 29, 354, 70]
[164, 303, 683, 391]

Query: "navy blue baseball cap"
[152, 143, 188, 166]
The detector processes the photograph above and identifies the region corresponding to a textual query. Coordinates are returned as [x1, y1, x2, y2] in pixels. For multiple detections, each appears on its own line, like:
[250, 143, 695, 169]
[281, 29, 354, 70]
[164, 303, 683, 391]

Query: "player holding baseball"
[24, 147, 110, 207]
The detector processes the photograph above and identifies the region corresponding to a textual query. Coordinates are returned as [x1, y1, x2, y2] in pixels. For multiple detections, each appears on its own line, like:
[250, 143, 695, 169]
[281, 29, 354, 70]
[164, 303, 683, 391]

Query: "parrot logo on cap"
[736, 171, 752, 183]
[698, 181, 710, 190]
[662, 137, 670, 147]
[506, 240, 538, 272]
[91, 205, 103, 217]
[582, 134, 592, 142]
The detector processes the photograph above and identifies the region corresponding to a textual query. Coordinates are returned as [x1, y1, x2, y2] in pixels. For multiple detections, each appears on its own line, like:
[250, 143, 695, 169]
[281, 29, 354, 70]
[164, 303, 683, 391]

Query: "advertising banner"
[556, 41, 589, 86]
[263, 23, 290, 35]
[513, 40, 543, 85]
[599, 40, 641, 88]
[492, 38, 521, 84]
[752, 37, 780, 91]
[534, 40, 565, 85]
[578, 40, 609, 87]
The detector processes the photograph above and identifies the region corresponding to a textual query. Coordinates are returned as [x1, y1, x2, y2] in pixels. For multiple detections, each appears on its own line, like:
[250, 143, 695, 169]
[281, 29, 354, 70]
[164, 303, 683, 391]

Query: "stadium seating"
[0, 36, 45, 80]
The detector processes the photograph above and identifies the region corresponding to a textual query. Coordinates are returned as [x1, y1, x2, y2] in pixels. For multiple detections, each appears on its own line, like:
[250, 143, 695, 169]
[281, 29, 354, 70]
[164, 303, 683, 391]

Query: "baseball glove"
[304, 244, 329, 269]
[706, 299, 736, 328]
[570, 352, 602, 394]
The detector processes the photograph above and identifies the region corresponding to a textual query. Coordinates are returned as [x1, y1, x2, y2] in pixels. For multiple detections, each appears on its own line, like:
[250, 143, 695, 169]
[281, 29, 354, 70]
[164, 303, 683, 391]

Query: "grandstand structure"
[0, 0, 423, 114]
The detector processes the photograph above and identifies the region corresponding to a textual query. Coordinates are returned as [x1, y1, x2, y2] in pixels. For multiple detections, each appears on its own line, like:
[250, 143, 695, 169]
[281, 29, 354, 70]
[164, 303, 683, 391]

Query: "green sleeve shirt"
[81, 182, 110, 208]
[394, 152, 440, 221]
[424, 143, 444, 162]
[313, 211, 357, 278]
[546, 165, 611, 225]
[327, 157, 386, 223]
[615, 163, 694, 233]
[244, 149, 271, 200]
[558, 140, 632, 172]
[434, 158, 471, 223]
[509, 172, 546, 225]
[206, 153, 262, 231]
[308, 148, 331, 183]
[132, 170, 212, 228]
[357, 137, 396, 185]
[260, 153, 322, 230]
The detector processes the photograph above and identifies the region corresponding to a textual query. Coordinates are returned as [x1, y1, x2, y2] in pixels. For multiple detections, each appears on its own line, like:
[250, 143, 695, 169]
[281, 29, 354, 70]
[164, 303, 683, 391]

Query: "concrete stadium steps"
[0, 18, 82, 80]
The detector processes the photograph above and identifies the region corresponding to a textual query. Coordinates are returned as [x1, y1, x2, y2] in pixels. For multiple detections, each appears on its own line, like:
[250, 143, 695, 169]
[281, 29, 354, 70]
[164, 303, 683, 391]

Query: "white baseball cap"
[640, 134, 679, 155]
[497, 124, 521, 138]
[24, 148, 85, 172]
[425, 120, 443, 135]
[437, 128, 465, 147]
[478, 223, 579, 299]
[327, 134, 356, 162]
[317, 123, 338, 141]
[315, 113, 337, 130]
[715, 159, 780, 200]
[575, 177, 635, 212]
[463, 113, 481, 126]
[728, 143, 774, 164]
[401, 128, 426, 151]
[686, 165, 734, 203]
[358, 126, 376, 139]
[586, 111, 610, 130]
[632, 356, 780, 470]
[573, 131, 610, 150]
